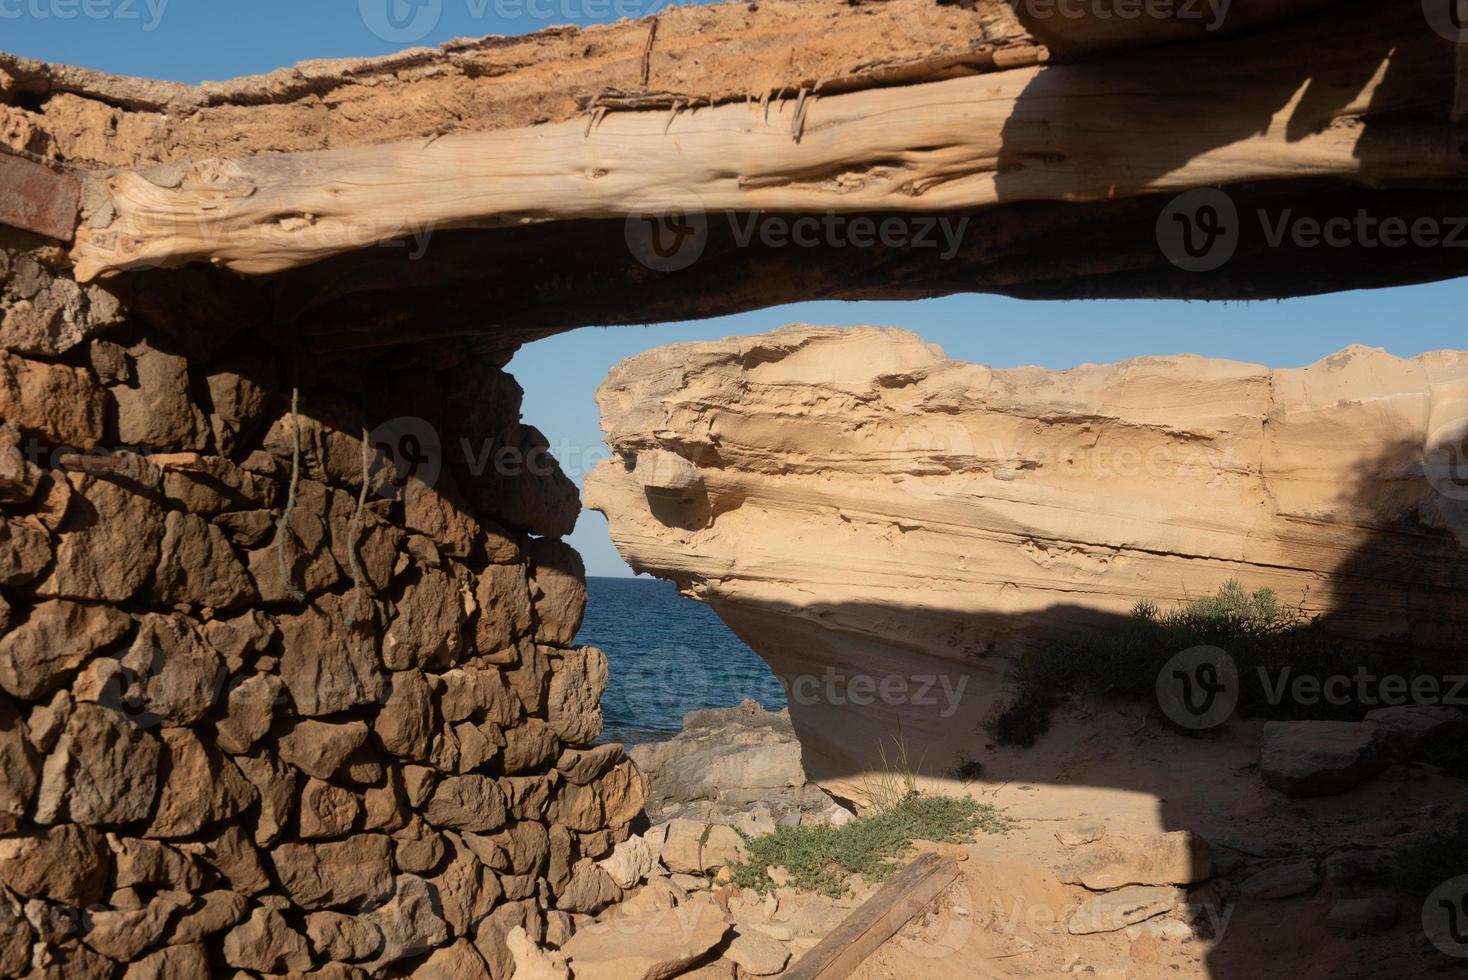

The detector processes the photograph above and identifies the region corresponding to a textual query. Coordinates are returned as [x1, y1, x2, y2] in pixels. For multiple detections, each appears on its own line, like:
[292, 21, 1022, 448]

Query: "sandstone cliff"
[586, 325, 1468, 799]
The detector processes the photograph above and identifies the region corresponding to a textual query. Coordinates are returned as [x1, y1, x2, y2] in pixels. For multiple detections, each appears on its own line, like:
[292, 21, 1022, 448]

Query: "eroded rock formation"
[1, 0, 1466, 969]
[586, 325, 1468, 799]
[0, 245, 644, 977]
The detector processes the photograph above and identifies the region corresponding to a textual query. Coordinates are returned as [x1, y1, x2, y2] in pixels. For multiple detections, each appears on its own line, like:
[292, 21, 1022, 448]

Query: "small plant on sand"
[992, 578, 1426, 747]
[859, 731, 924, 812]
[726, 794, 1012, 898]
[946, 750, 985, 782]
[729, 729, 1011, 897]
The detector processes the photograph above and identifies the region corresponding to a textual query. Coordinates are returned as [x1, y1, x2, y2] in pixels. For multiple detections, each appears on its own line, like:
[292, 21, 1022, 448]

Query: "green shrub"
[726, 794, 1012, 898]
[946, 750, 985, 782]
[993, 579, 1429, 746]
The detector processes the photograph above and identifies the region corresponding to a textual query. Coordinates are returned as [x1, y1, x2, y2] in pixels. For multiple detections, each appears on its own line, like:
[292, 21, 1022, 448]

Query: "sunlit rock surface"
[586, 325, 1468, 798]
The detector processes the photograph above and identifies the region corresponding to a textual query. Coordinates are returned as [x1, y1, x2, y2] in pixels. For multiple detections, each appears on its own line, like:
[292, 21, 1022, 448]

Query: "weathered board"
[783, 851, 962, 980]
[0, 151, 80, 242]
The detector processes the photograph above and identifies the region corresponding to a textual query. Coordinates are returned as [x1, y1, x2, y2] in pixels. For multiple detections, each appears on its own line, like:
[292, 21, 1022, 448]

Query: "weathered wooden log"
[0, 149, 79, 242]
[69, 1, 1466, 281]
[0, 0, 1355, 166]
[0, 0, 1041, 168]
[783, 852, 962, 979]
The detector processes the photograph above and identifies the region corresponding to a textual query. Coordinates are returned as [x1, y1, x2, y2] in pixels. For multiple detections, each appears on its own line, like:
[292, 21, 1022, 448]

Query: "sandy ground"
[848, 703, 1468, 980]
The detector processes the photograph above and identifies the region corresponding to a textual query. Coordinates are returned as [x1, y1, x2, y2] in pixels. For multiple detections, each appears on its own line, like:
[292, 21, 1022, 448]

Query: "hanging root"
[583, 105, 609, 137]
[641, 16, 658, 87]
[345, 407, 372, 627]
[791, 86, 810, 143]
[273, 383, 306, 603]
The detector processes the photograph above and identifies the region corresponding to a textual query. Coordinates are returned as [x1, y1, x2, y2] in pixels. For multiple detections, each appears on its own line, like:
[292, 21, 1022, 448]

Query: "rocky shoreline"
[628, 700, 853, 829]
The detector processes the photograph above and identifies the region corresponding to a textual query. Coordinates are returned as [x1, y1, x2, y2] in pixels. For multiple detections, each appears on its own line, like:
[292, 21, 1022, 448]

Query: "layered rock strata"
[587, 325, 1468, 799]
[0, 243, 643, 978]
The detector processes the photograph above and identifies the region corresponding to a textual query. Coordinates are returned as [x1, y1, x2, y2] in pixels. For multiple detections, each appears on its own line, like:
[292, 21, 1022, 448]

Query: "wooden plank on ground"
[0, 150, 79, 242]
[783, 852, 961, 980]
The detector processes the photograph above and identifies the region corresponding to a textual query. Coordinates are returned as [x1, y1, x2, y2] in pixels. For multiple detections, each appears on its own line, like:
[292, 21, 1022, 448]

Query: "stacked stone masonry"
[0, 241, 644, 978]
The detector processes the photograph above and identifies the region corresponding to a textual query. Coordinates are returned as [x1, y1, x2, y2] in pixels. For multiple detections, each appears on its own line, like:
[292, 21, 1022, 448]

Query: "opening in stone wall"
[2, 2, 1467, 978]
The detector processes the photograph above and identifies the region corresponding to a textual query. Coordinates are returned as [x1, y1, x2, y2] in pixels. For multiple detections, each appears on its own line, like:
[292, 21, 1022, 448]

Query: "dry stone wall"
[0, 241, 644, 979]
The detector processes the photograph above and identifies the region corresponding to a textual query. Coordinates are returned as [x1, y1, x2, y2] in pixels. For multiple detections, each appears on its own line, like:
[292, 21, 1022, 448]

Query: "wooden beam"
[69, 1, 1465, 282]
[0, 0, 1360, 169]
[0, 150, 79, 242]
[783, 852, 962, 979]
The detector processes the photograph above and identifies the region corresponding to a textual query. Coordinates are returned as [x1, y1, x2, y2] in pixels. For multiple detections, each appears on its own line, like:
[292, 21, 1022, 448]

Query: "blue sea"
[574, 576, 788, 745]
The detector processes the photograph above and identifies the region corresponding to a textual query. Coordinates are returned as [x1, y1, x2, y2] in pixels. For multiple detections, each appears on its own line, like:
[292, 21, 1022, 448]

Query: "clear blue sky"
[7, 4, 1465, 575]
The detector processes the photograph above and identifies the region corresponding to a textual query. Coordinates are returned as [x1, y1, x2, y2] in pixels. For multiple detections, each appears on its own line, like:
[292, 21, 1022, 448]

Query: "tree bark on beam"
[0, 0, 1357, 170]
[70, 1, 1466, 282]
